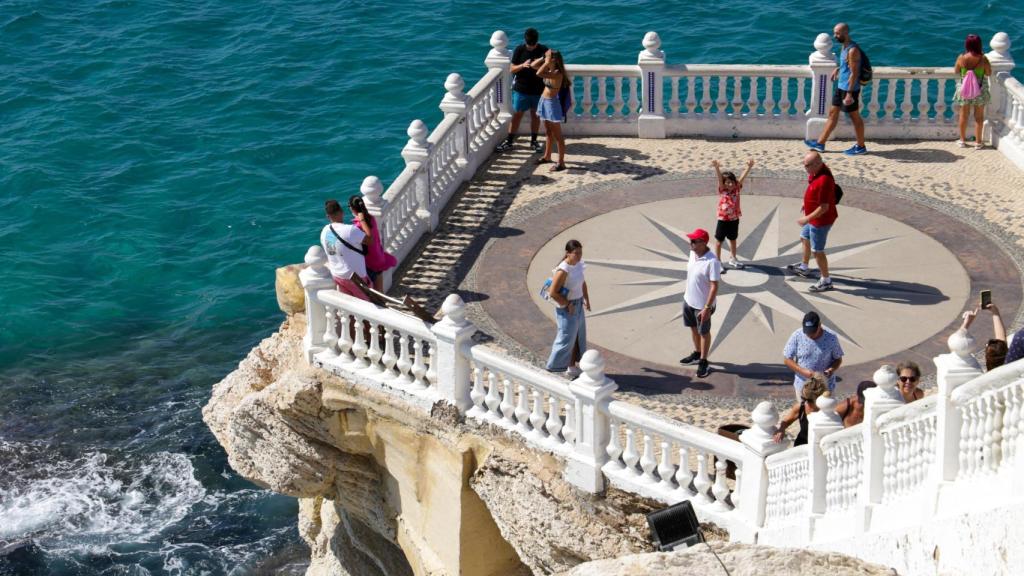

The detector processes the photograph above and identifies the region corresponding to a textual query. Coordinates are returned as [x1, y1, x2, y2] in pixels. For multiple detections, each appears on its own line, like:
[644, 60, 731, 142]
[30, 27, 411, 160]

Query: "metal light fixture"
[646, 500, 704, 551]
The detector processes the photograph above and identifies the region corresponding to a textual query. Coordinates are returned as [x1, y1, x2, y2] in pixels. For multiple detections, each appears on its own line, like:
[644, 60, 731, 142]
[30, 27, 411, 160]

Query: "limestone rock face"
[276, 263, 306, 315]
[557, 542, 897, 576]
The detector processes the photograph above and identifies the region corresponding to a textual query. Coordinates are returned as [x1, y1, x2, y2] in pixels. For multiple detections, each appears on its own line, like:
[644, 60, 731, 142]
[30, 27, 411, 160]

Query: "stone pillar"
[806, 33, 837, 140]
[299, 245, 335, 363]
[807, 394, 844, 514]
[440, 72, 470, 170]
[934, 329, 983, 481]
[861, 365, 905, 505]
[637, 31, 666, 139]
[484, 30, 512, 124]
[738, 402, 788, 528]
[401, 119, 435, 231]
[566, 350, 617, 493]
[430, 294, 477, 413]
[986, 32, 1016, 142]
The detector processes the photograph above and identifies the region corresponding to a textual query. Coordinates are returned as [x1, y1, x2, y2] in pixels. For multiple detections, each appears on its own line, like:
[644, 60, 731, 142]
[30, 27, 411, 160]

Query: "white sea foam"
[0, 447, 205, 550]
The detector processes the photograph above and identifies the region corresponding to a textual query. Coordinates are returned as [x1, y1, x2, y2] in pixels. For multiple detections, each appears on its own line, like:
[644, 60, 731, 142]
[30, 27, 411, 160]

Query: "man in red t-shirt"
[787, 151, 838, 292]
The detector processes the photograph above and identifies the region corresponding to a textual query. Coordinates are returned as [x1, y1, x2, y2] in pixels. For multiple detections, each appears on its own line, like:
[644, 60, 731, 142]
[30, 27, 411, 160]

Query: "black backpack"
[834, 184, 844, 205]
[858, 47, 873, 85]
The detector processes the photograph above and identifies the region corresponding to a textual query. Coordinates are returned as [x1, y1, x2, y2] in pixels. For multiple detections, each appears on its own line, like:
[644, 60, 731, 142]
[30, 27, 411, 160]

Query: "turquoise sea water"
[2, 1, 1023, 573]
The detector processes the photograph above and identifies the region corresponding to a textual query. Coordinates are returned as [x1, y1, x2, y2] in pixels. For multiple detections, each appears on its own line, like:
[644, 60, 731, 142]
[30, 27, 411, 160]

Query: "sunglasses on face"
[899, 376, 919, 383]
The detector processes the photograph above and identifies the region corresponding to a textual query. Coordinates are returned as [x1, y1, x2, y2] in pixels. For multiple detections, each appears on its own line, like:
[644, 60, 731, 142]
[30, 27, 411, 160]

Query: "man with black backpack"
[805, 23, 869, 156]
[320, 199, 371, 301]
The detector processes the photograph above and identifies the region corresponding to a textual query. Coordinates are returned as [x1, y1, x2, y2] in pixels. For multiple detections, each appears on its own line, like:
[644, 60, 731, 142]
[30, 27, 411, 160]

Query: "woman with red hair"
[953, 34, 992, 149]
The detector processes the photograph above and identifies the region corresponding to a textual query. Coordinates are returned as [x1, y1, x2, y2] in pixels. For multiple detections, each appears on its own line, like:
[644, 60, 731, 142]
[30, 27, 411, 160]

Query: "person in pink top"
[349, 196, 397, 292]
[711, 158, 755, 269]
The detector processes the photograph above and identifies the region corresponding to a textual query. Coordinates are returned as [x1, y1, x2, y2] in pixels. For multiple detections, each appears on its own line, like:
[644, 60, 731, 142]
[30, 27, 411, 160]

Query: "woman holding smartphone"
[535, 49, 569, 172]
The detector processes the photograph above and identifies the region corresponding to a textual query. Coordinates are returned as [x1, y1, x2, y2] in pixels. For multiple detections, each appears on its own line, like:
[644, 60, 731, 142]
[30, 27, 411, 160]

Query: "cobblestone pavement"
[391, 137, 1024, 430]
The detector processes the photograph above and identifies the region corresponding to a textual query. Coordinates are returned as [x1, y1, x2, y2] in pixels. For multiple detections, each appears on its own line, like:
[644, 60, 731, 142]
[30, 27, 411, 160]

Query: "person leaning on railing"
[773, 373, 829, 446]
[834, 380, 875, 427]
[958, 301, 1020, 370]
[896, 361, 924, 403]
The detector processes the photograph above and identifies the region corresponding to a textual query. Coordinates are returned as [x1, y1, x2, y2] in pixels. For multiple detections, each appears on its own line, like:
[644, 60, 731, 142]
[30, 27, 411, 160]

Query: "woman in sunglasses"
[896, 361, 924, 403]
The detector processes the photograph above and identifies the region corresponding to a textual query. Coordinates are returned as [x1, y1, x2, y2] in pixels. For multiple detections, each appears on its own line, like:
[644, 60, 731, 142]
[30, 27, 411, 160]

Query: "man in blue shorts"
[496, 28, 547, 153]
[788, 151, 838, 292]
[805, 23, 868, 155]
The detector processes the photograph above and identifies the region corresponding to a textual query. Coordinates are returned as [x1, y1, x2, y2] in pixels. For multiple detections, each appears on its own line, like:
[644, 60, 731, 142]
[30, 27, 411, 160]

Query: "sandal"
[535, 158, 552, 165]
[551, 163, 567, 172]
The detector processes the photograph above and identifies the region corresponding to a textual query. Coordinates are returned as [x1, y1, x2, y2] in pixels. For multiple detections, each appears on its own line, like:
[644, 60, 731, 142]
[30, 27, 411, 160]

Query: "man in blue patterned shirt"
[783, 311, 844, 399]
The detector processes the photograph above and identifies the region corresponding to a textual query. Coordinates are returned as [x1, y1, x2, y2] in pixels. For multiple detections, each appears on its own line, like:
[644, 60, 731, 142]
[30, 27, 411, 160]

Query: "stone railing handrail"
[876, 395, 938, 430]
[607, 400, 748, 463]
[566, 64, 641, 75]
[319, 289, 434, 342]
[1004, 74, 1024, 100]
[764, 442, 809, 467]
[868, 66, 956, 78]
[464, 344, 574, 402]
[664, 63, 810, 77]
[951, 356, 1024, 403]
[819, 423, 864, 449]
[465, 66, 503, 99]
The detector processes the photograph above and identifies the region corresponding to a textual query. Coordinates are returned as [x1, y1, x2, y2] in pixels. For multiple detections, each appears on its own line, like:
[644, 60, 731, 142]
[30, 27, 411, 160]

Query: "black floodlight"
[646, 500, 704, 551]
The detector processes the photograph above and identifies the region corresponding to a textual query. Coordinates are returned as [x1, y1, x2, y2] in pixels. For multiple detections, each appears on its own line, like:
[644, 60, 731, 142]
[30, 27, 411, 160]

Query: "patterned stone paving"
[391, 137, 1024, 429]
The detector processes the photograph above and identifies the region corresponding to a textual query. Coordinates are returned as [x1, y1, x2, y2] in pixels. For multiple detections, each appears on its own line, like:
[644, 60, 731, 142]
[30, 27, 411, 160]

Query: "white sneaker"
[728, 258, 744, 269]
[566, 366, 582, 378]
[808, 278, 834, 292]
[956, 139, 967, 148]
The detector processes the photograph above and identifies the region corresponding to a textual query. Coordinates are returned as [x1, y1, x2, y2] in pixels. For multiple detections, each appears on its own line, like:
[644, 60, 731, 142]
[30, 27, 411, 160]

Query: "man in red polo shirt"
[787, 151, 838, 292]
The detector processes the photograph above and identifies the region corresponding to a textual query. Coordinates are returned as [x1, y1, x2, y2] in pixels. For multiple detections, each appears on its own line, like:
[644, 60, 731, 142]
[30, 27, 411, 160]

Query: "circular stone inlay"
[527, 195, 970, 368]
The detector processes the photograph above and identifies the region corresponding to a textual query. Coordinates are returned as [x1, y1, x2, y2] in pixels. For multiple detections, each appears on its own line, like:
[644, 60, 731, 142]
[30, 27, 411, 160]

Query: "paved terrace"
[390, 136, 1024, 428]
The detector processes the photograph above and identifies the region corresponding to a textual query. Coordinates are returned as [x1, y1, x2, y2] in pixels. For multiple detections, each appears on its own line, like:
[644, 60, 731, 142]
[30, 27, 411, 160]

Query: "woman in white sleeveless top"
[545, 240, 590, 377]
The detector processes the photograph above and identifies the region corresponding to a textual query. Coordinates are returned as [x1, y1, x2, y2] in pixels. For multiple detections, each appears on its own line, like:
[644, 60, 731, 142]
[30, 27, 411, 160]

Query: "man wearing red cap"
[679, 228, 722, 378]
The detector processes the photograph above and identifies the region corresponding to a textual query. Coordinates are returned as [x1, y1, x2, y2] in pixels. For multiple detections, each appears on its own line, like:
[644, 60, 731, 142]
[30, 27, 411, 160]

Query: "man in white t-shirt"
[679, 228, 722, 378]
[320, 199, 371, 301]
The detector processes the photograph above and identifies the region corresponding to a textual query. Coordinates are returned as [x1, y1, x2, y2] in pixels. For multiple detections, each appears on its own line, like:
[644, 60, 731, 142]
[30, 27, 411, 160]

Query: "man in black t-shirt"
[496, 28, 547, 153]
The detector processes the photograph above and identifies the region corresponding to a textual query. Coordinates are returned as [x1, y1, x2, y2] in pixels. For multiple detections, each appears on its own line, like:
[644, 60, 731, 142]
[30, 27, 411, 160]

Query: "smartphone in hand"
[981, 289, 992, 310]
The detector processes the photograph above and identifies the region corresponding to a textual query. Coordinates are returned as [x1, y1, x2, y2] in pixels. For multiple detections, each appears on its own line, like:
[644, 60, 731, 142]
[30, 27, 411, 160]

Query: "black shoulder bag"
[330, 224, 367, 256]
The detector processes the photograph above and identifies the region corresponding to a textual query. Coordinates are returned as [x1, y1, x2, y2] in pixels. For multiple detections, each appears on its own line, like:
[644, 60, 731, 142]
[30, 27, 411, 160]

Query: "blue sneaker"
[804, 139, 825, 152]
[844, 144, 868, 156]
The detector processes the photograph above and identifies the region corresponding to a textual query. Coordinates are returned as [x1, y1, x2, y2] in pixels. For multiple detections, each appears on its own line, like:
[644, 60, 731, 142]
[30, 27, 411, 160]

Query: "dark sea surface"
[1, 1, 1022, 573]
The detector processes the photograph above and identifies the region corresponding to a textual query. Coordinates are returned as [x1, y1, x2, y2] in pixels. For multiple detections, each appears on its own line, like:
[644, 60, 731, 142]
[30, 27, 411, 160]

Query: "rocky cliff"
[202, 270, 895, 575]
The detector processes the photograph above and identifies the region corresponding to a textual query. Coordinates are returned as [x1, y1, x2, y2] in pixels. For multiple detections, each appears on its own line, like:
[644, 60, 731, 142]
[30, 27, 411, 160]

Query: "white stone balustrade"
[952, 358, 1024, 479]
[763, 444, 810, 527]
[819, 426, 864, 514]
[877, 396, 938, 502]
[807, 393, 845, 515]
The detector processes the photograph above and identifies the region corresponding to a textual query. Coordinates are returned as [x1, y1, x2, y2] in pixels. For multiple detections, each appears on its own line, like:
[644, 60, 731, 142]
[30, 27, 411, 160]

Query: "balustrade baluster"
[700, 75, 713, 114]
[514, 383, 531, 433]
[336, 311, 354, 363]
[424, 343, 437, 385]
[381, 326, 398, 379]
[545, 396, 563, 442]
[365, 322, 383, 373]
[900, 79, 914, 120]
[596, 77, 609, 118]
[733, 467, 742, 510]
[628, 77, 641, 119]
[916, 79, 930, 119]
[882, 433, 895, 500]
[693, 451, 713, 504]
[763, 77, 776, 115]
[747, 77, 760, 115]
[686, 76, 697, 115]
[622, 426, 640, 476]
[350, 315, 369, 368]
[731, 75, 743, 115]
[499, 377, 515, 422]
[883, 79, 898, 121]
[528, 389, 547, 441]
[657, 441, 675, 491]
[1005, 387, 1021, 461]
[934, 79, 948, 120]
[795, 77, 807, 115]
[914, 423, 926, 487]
[409, 338, 427, 390]
[640, 432, 658, 483]
[611, 77, 624, 119]
[990, 394, 1004, 472]
[322, 306, 339, 358]
[674, 446, 695, 497]
[982, 396, 996, 473]
[605, 420, 624, 470]
[780, 77, 791, 116]
[712, 460, 732, 510]
[669, 77, 681, 117]
[392, 333, 410, 385]
[959, 403, 973, 476]
[563, 400, 577, 445]
[581, 76, 593, 120]
[715, 75, 728, 115]
[970, 402, 983, 475]
[485, 371, 501, 417]
[468, 367, 486, 416]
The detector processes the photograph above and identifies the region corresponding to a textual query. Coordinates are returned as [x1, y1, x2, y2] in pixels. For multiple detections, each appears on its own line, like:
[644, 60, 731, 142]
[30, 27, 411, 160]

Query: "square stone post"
[806, 33, 837, 140]
[566, 350, 617, 493]
[807, 394, 844, 514]
[484, 31, 512, 124]
[738, 401, 788, 528]
[934, 329, 983, 481]
[299, 245, 335, 363]
[440, 72, 470, 172]
[401, 119, 436, 231]
[637, 32, 666, 139]
[861, 365, 905, 505]
[430, 294, 476, 413]
[986, 32, 1015, 143]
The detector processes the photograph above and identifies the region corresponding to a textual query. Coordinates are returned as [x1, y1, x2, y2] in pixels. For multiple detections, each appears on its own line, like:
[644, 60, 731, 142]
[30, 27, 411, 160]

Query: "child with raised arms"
[711, 158, 754, 269]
